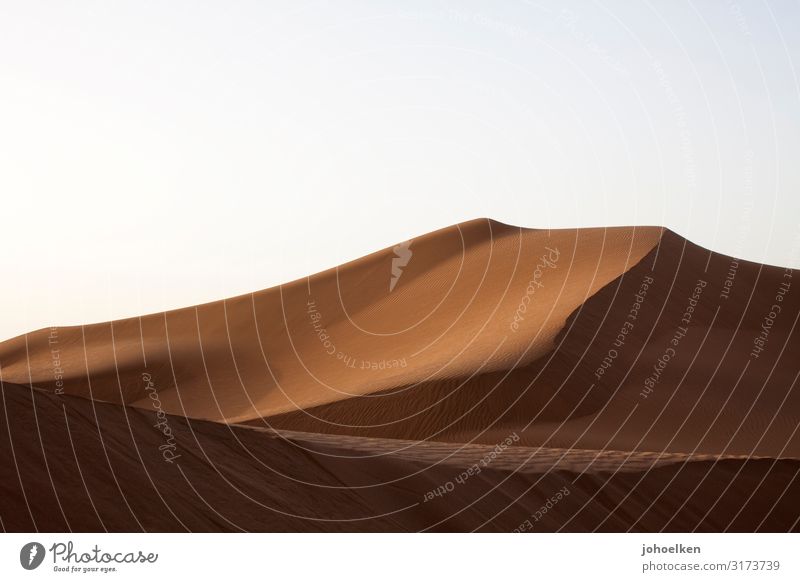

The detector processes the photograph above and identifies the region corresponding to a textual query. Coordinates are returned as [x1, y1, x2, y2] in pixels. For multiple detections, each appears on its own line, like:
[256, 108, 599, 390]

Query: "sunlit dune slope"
[0, 219, 661, 423]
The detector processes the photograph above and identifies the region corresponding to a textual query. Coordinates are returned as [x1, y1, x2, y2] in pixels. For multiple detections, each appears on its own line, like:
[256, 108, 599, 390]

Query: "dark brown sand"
[2, 384, 798, 532]
[1, 219, 798, 532]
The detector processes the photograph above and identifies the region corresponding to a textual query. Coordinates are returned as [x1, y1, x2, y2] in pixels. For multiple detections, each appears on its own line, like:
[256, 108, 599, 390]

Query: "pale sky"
[1, 1, 799, 341]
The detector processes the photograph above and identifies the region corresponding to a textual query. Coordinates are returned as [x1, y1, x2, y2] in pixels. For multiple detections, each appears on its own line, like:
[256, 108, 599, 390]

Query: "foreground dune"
[2, 384, 798, 532]
[1, 218, 798, 532]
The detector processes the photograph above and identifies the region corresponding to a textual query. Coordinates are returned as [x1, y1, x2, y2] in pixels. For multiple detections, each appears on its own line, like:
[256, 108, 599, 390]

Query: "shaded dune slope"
[2, 384, 798, 532]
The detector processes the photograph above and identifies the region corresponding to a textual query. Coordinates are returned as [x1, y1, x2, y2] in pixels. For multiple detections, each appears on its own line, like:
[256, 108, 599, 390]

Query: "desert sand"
[1, 219, 798, 532]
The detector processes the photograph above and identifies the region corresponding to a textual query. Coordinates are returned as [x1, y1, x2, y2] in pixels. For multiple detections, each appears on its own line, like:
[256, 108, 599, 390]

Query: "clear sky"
[1, 1, 798, 340]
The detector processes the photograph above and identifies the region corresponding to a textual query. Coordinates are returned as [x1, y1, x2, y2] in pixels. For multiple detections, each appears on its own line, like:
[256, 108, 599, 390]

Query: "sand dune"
[1, 218, 798, 532]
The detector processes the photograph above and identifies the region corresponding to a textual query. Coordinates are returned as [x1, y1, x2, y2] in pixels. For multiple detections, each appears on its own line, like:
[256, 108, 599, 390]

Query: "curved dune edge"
[245, 426, 800, 473]
[0, 219, 663, 424]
